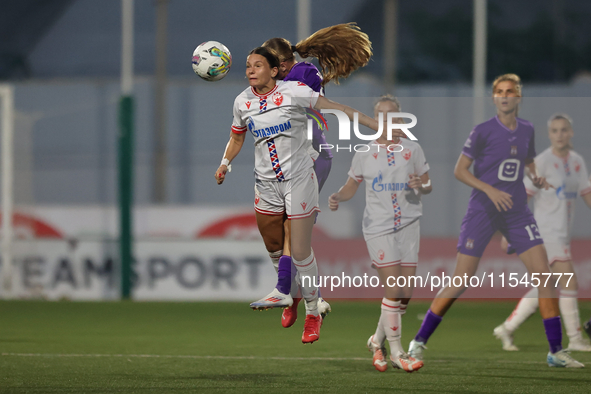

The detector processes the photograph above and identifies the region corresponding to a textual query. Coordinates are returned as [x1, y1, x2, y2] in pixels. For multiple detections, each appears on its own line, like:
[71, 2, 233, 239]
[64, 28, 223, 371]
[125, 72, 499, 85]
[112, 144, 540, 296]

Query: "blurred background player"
[257, 23, 373, 327]
[215, 47, 381, 343]
[494, 113, 591, 352]
[329, 95, 431, 372]
[408, 74, 584, 368]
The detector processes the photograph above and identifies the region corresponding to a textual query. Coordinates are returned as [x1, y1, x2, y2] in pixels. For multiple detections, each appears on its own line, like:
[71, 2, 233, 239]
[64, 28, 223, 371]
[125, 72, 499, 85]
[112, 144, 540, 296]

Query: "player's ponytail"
[263, 23, 372, 86]
[294, 23, 372, 86]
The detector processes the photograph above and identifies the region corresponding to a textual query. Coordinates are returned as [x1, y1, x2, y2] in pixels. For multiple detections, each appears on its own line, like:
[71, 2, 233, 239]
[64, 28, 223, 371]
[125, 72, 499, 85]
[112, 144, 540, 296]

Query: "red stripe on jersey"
[231, 126, 247, 134]
[250, 85, 278, 98]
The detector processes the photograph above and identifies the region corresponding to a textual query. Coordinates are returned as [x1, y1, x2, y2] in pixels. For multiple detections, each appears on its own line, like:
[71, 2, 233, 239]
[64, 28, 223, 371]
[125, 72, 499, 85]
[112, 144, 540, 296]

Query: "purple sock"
[543, 316, 563, 354]
[415, 309, 443, 344]
[276, 255, 293, 295]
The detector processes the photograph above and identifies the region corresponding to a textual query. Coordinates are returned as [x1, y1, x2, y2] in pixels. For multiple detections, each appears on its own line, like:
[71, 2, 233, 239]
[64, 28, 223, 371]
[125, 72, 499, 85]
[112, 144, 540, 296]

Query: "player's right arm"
[215, 131, 245, 185]
[454, 153, 513, 212]
[330, 153, 363, 210]
[314, 96, 406, 139]
[329, 177, 359, 211]
[216, 96, 247, 185]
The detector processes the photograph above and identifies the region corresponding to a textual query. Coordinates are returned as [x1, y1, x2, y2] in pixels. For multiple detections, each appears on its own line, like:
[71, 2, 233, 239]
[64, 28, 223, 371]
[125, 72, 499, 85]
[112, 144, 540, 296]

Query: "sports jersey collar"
[551, 149, 570, 160]
[495, 115, 520, 133]
[251, 83, 279, 98]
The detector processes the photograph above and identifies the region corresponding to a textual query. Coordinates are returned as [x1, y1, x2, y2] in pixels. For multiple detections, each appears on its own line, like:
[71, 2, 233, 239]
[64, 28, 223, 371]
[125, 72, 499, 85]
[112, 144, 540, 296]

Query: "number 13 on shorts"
[525, 224, 542, 241]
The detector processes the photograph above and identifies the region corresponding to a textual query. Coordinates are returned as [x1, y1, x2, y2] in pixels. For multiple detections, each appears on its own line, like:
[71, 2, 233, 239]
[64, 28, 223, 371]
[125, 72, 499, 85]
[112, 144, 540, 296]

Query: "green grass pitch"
[1, 300, 591, 393]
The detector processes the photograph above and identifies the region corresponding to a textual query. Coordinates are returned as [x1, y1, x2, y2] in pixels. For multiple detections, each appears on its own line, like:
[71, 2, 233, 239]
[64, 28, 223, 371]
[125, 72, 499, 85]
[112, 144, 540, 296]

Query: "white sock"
[381, 298, 403, 356]
[504, 288, 538, 332]
[373, 307, 386, 347]
[400, 303, 408, 316]
[293, 251, 319, 316]
[269, 250, 282, 273]
[559, 289, 582, 341]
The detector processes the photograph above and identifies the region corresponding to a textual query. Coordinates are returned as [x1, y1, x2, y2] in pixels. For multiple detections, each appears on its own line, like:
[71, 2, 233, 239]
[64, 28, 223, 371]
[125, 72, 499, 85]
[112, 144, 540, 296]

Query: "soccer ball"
[192, 41, 232, 81]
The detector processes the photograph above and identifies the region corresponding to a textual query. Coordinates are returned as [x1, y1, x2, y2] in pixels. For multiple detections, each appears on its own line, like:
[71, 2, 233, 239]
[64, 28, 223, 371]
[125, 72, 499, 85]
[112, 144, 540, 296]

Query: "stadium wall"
[1, 207, 590, 300]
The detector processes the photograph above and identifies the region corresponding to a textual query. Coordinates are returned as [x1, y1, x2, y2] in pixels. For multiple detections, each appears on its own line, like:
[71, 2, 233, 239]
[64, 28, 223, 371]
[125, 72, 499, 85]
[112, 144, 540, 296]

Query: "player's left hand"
[215, 165, 228, 185]
[531, 175, 553, 190]
[408, 174, 422, 190]
[328, 193, 340, 211]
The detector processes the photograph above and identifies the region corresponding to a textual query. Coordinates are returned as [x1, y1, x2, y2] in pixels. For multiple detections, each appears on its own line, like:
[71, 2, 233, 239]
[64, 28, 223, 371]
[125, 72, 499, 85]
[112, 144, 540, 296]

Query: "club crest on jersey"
[378, 249, 385, 260]
[510, 145, 517, 156]
[575, 162, 581, 173]
[301, 202, 307, 211]
[466, 239, 474, 250]
[402, 148, 412, 161]
[297, 82, 306, 86]
[272, 91, 283, 106]
[554, 163, 559, 169]
[245, 101, 251, 109]
[372, 153, 379, 160]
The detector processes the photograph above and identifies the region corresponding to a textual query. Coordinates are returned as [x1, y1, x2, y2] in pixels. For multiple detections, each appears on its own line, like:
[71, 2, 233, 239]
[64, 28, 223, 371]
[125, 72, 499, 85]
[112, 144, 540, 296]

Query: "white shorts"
[544, 242, 571, 265]
[366, 219, 420, 268]
[253, 166, 320, 219]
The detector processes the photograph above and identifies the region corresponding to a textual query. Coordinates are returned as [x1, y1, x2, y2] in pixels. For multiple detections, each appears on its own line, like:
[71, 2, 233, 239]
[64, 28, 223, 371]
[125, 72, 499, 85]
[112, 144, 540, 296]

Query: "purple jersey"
[462, 116, 536, 212]
[284, 62, 333, 160]
[284, 62, 324, 94]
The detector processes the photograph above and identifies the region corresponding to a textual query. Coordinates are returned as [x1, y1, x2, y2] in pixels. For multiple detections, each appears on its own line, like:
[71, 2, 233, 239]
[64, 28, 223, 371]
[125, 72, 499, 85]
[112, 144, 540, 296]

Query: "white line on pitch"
[0, 352, 544, 364]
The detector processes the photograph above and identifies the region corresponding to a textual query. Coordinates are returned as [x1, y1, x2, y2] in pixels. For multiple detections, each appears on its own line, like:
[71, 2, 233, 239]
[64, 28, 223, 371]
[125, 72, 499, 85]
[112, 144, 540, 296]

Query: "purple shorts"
[457, 206, 543, 258]
[313, 156, 332, 193]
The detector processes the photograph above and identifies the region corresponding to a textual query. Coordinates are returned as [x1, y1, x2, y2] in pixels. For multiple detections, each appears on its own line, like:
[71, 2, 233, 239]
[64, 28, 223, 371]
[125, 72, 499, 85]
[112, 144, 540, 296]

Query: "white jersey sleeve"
[348, 151, 364, 183]
[577, 157, 591, 196]
[231, 96, 247, 134]
[286, 82, 320, 109]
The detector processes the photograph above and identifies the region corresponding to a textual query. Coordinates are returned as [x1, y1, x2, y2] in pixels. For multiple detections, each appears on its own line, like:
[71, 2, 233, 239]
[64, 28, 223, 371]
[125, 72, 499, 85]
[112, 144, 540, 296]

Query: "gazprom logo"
[372, 171, 384, 191]
[372, 171, 409, 192]
[556, 184, 577, 200]
[246, 116, 255, 132]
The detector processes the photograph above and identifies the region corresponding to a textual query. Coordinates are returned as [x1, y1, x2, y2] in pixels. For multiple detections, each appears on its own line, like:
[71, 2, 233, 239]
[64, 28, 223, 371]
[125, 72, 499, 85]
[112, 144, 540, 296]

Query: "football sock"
[504, 288, 538, 332]
[400, 303, 408, 316]
[373, 305, 386, 347]
[276, 255, 293, 295]
[269, 250, 282, 273]
[559, 289, 582, 340]
[381, 298, 403, 355]
[293, 251, 319, 316]
[543, 316, 563, 354]
[415, 309, 442, 344]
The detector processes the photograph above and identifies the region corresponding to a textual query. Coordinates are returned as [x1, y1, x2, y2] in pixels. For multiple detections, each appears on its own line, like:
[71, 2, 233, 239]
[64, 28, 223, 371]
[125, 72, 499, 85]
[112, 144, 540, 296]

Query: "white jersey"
[525, 148, 591, 244]
[231, 80, 320, 181]
[348, 140, 430, 241]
